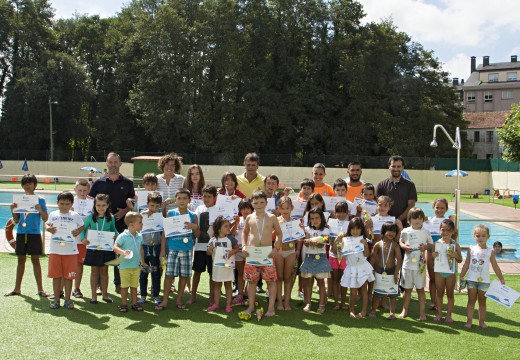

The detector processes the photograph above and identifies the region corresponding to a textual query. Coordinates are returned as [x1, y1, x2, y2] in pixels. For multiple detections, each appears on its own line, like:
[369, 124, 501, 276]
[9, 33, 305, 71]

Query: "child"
[355, 183, 376, 217]
[71, 179, 92, 298]
[83, 194, 118, 303]
[241, 190, 283, 317]
[493, 241, 504, 256]
[332, 178, 355, 218]
[5, 174, 49, 297]
[339, 217, 374, 318]
[183, 164, 205, 210]
[274, 196, 303, 311]
[301, 208, 331, 313]
[219, 172, 246, 199]
[231, 199, 254, 305]
[369, 222, 402, 319]
[398, 208, 433, 320]
[139, 173, 169, 215]
[137, 192, 163, 305]
[328, 201, 349, 310]
[298, 178, 315, 201]
[191, 185, 217, 305]
[431, 219, 462, 323]
[45, 192, 85, 309]
[207, 216, 240, 313]
[372, 195, 403, 243]
[156, 189, 200, 310]
[460, 225, 505, 329]
[113, 212, 145, 312]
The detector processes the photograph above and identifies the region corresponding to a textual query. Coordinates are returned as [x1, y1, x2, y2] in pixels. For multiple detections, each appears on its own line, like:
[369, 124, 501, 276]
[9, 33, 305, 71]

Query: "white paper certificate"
[353, 198, 377, 216]
[12, 194, 39, 213]
[190, 198, 203, 211]
[163, 214, 192, 237]
[86, 230, 115, 251]
[136, 190, 163, 211]
[213, 246, 236, 269]
[280, 220, 305, 243]
[434, 243, 456, 273]
[372, 216, 395, 234]
[208, 205, 235, 225]
[322, 196, 346, 212]
[74, 198, 94, 218]
[341, 236, 365, 256]
[290, 200, 307, 219]
[423, 217, 444, 236]
[374, 273, 399, 295]
[216, 195, 241, 214]
[141, 212, 164, 234]
[327, 218, 347, 237]
[485, 280, 520, 308]
[51, 221, 77, 244]
[266, 198, 276, 213]
[245, 246, 273, 266]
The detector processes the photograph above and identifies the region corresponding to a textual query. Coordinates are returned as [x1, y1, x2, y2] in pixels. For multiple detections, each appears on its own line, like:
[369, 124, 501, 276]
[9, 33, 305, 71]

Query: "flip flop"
[119, 305, 128, 313]
[38, 291, 49, 297]
[4, 291, 21, 297]
[176, 304, 186, 309]
[154, 304, 167, 311]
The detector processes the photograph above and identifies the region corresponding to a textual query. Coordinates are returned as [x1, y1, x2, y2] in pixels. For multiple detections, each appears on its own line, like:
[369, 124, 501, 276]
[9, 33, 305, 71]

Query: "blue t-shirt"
[166, 209, 195, 251]
[115, 230, 143, 269]
[16, 197, 47, 234]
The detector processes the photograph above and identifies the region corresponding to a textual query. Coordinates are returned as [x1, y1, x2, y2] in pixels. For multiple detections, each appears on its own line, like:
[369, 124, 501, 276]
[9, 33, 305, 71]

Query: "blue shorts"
[467, 280, 490, 292]
[166, 250, 192, 278]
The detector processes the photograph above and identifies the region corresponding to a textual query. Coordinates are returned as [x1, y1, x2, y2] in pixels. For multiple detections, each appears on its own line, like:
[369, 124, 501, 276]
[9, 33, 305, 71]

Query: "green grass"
[0, 253, 519, 359]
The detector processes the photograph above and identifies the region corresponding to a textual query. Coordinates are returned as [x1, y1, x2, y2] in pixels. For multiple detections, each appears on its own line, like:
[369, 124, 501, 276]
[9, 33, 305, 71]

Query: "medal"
[478, 277, 482, 282]
[224, 262, 230, 268]
[412, 258, 417, 264]
[22, 222, 27, 227]
[59, 242, 65, 247]
[97, 245, 101, 250]
[382, 272, 387, 276]
[183, 237, 189, 244]
[315, 255, 320, 260]
[289, 243, 294, 248]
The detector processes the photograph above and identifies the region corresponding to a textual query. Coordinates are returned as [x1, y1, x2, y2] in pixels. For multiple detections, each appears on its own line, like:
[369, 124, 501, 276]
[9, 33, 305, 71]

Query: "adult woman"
[157, 153, 185, 213]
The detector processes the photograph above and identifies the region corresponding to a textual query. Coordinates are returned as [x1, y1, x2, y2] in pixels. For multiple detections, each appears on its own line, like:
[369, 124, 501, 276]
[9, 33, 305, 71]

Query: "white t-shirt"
[304, 227, 330, 255]
[46, 210, 84, 255]
[400, 227, 433, 270]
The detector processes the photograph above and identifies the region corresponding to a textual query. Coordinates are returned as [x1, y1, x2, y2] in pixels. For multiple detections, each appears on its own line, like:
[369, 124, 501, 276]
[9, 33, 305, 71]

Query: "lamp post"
[49, 97, 58, 161]
[430, 125, 462, 232]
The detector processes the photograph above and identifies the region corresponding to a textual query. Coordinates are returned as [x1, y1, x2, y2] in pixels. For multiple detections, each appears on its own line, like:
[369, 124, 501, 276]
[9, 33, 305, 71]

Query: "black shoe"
[257, 286, 266, 294]
[60, 291, 65, 299]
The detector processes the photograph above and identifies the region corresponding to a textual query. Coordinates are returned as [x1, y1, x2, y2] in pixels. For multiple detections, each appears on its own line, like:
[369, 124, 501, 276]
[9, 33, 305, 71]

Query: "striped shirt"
[157, 173, 186, 210]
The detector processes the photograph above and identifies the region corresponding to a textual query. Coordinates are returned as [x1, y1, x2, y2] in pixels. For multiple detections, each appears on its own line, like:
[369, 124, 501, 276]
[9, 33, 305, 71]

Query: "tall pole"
[49, 97, 54, 161]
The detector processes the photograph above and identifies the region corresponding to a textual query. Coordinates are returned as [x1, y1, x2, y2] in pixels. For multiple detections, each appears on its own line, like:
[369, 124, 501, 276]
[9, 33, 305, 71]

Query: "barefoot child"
[231, 199, 254, 305]
[399, 208, 433, 320]
[207, 216, 240, 313]
[241, 190, 283, 318]
[431, 219, 462, 323]
[328, 201, 349, 310]
[460, 224, 505, 329]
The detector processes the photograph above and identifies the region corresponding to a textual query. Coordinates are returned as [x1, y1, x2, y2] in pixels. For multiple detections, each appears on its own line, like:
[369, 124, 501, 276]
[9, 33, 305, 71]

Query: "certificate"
[163, 214, 192, 237]
[74, 198, 94, 218]
[190, 198, 203, 211]
[434, 243, 456, 273]
[353, 198, 377, 216]
[423, 217, 444, 236]
[341, 236, 365, 256]
[327, 218, 347, 237]
[290, 200, 307, 219]
[374, 273, 399, 295]
[322, 196, 346, 212]
[372, 216, 395, 234]
[245, 246, 273, 266]
[216, 195, 241, 214]
[280, 220, 305, 243]
[208, 205, 235, 225]
[136, 190, 163, 211]
[213, 246, 235, 269]
[12, 194, 39, 213]
[141, 212, 164, 234]
[86, 230, 115, 251]
[266, 198, 276, 213]
[51, 221, 77, 244]
[485, 280, 520, 308]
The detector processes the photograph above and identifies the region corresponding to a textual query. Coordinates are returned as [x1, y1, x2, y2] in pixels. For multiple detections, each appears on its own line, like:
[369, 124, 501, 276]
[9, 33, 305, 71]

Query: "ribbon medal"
[183, 237, 189, 244]
[22, 222, 27, 228]
[315, 255, 320, 260]
[289, 243, 294, 248]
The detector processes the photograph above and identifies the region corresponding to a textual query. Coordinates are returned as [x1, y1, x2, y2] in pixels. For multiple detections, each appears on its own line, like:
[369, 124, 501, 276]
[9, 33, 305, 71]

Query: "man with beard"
[345, 161, 364, 202]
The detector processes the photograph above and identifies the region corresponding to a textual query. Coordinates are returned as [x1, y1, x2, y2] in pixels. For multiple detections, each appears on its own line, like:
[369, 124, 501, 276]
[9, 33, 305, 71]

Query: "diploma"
[280, 220, 305, 243]
[163, 214, 192, 237]
[213, 246, 236, 269]
[216, 195, 241, 214]
[327, 218, 347, 237]
[290, 200, 307, 219]
[341, 236, 365, 256]
[485, 280, 520, 308]
[74, 198, 94, 218]
[353, 198, 377, 216]
[423, 217, 444, 242]
[245, 246, 273, 266]
[12, 194, 39, 213]
[51, 221, 77, 244]
[141, 212, 164, 234]
[322, 196, 346, 212]
[190, 198, 203, 211]
[372, 216, 395, 234]
[434, 243, 456, 273]
[136, 190, 163, 211]
[266, 198, 276, 213]
[374, 273, 399, 295]
[86, 230, 115, 251]
[208, 205, 235, 225]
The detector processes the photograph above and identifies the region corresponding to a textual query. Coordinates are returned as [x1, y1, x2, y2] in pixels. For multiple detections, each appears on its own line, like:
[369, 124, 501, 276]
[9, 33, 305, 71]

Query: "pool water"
[0, 190, 59, 227]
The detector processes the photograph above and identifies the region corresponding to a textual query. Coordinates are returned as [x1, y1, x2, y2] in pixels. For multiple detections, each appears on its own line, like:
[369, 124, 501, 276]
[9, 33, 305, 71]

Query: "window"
[484, 91, 493, 102]
[467, 92, 476, 102]
[502, 91, 513, 99]
[507, 72, 517, 81]
[486, 131, 494, 143]
[474, 131, 480, 142]
[488, 73, 499, 82]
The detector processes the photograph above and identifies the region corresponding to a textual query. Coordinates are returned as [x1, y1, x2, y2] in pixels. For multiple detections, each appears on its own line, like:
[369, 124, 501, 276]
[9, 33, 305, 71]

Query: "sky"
[49, 0, 520, 81]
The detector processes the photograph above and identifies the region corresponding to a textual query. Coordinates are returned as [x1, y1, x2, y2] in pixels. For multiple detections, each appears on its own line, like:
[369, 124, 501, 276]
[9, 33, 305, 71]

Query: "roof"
[130, 156, 162, 161]
[463, 111, 510, 129]
[477, 62, 520, 72]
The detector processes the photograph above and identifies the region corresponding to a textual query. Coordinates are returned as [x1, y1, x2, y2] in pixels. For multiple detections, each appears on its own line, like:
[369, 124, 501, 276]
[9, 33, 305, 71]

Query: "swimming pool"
[0, 190, 59, 228]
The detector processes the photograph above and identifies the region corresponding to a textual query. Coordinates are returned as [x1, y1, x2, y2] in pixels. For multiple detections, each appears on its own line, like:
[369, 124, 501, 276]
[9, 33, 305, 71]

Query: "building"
[463, 111, 509, 159]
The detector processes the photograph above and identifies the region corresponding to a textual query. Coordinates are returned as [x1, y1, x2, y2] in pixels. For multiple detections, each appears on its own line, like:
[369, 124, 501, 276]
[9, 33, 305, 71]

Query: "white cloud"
[442, 53, 471, 79]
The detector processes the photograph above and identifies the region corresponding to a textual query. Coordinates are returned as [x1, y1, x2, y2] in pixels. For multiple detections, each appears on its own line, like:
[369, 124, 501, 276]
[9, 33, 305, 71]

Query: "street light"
[430, 125, 462, 233]
[49, 97, 58, 161]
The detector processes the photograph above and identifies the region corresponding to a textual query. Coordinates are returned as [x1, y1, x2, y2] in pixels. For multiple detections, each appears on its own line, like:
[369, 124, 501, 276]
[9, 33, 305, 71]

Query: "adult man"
[89, 152, 135, 292]
[237, 153, 265, 198]
[345, 161, 364, 202]
[376, 155, 417, 227]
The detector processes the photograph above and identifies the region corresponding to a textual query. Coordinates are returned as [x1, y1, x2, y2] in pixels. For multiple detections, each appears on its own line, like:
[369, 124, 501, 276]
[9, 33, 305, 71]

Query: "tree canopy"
[498, 103, 520, 162]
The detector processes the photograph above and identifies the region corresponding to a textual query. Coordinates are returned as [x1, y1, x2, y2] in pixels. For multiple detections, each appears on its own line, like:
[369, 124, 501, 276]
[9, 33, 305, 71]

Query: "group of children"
[5, 164, 506, 328]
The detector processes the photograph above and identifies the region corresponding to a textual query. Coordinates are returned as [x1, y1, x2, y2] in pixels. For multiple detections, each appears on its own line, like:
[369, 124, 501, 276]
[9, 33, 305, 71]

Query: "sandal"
[387, 314, 396, 320]
[50, 300, 60, 310]
[176, 303, 186, 310]
[444, 317, 454, 324]
[131, 304, 143, 311]
[303, 304, 311, 313]
[102, 298, 113, 303]
[64, 300, 74, 310]
[317, 305, 326, 314]
[4, 290, 21, 297]
[433, 316, 442, 323]
[154, 304, 166, 311]
[72, 289, 83, 298]
[119, 304, 128, 313]
[38, 291, 50, 298]
[89, 299, 98, 304]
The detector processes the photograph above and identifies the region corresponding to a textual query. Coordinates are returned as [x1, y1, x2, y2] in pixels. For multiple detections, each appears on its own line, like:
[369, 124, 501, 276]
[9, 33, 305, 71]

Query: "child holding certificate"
[301, 208, 331, 314]
[45, 192, 85, 309]
[328, 201, 349, 310]
[369, 222, 402, 319]
[431, 219, 462, 324]
[460, 224, 505, 329]
[83, 194, 118, 304]
[339, 217, 374, 318]
[218, 172, 246, 199]
[207, 216, 240, 313]
[231, 199, 254, 306]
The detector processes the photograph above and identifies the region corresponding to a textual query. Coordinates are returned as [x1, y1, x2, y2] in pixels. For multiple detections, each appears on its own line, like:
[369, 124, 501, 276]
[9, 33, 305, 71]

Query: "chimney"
[512, 55, 518, 63]
[461, 79, 464, 85]
[483, 56, 490, 67]
[452, 78, 459, 86]
[471, 56, 476, 73]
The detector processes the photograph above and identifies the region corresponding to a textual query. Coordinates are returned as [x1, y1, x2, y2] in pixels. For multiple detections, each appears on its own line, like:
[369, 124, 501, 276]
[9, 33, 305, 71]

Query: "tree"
[498, 103, 520, 162]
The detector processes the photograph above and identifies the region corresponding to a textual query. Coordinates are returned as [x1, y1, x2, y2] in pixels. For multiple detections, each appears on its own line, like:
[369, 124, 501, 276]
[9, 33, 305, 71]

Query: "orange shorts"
[243, 264, 277, 282]
[77, 243, 87, 264]
[48, 254, 77, 279]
